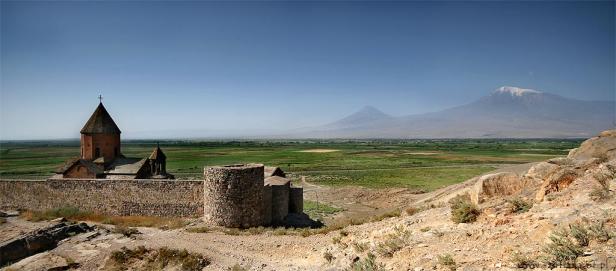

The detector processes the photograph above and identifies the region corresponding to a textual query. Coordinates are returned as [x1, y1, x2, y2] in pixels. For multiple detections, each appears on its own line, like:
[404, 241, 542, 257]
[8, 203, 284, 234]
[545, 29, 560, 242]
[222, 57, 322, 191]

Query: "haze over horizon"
[1, 1, 614, 140]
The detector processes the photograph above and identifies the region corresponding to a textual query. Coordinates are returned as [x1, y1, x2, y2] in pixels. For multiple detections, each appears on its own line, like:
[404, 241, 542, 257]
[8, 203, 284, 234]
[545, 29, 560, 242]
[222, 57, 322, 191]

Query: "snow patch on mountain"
[494, 86, 542, 96]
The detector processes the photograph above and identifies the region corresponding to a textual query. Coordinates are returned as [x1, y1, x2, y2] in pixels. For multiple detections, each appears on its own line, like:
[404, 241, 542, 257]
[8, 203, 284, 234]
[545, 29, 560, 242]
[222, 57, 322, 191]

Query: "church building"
[53, 101, 174, 180]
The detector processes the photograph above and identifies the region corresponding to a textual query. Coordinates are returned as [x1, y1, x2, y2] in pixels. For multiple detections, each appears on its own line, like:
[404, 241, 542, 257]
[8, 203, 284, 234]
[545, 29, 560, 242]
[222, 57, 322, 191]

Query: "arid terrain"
[1, 130, 615, 271]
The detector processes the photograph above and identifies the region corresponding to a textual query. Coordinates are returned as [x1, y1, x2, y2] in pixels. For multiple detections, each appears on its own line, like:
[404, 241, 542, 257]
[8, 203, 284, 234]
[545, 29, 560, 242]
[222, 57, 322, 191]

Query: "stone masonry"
[0, 179, 203, 217]
[203, 164, 265, 228]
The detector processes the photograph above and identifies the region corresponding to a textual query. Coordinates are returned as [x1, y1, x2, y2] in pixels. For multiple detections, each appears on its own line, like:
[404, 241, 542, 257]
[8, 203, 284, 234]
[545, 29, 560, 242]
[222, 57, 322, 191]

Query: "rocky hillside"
[323, 130, 616, 270]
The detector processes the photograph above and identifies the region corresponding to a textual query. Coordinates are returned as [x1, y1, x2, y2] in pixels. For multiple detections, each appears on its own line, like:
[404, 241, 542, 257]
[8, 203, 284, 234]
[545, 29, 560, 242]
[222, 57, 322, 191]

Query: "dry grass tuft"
[186, 226, 210, 233]
[20, 206, 188, 230]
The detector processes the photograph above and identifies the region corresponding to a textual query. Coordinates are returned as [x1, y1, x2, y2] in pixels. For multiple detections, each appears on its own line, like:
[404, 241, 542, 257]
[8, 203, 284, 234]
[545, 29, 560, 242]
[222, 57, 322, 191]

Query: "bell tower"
[80, 97, 122, 162]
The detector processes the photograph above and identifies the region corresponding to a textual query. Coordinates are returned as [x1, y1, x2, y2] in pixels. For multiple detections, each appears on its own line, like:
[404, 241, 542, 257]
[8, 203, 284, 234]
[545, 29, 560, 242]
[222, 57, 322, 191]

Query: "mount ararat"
[286, 86, 615, 138]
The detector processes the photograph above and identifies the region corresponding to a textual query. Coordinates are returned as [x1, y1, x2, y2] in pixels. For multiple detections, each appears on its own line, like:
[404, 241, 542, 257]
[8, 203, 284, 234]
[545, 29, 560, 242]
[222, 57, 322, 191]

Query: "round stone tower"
[203, 164, 265, 228]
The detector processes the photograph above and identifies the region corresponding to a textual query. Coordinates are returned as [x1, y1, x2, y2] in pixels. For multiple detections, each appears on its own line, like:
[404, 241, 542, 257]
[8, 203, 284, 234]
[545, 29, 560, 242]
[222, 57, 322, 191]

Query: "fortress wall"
[270, 183, 290, 225]
[0, 179, 203, 217]
[262, 185, 273, 226]
[203, 164, 265, 228]
[289, 187, 303, 214]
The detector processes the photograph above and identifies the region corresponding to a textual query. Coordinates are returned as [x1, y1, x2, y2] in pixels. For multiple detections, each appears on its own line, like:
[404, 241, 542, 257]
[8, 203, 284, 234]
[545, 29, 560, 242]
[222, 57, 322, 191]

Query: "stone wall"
[289, 187, 303, 214]
[203, 164, 265, 228]
[270, 183, 290, 225]
[0, 179, 203, 217]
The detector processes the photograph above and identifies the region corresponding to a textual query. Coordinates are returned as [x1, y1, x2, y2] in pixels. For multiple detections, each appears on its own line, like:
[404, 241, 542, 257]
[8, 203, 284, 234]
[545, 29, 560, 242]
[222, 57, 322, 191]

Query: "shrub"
[273, 227, 291, 236]
[375, 226, 409, 257]
[110, 246, 149, 265]
[568, 223, 589, 247]
[186, 226, 209, 233]
[323, 251, 334, 263]
[450, 196, 480, 223]
[420, 227, 430, 232]
[542, 229, 583, 268]
[404, 207, 419, 216]
[113, 225, 141, 237]
[246, 226, 266, 235]
[0, 217, 6, 224]
[587, 220, 612, 243]
[510, 252, 539, 269]
[352, 241, 368, 253]
[371, 209, 401, 222]
[508, 197, 533, 214]
[437, 254, 456, 271]
[349, 253, 385, 271]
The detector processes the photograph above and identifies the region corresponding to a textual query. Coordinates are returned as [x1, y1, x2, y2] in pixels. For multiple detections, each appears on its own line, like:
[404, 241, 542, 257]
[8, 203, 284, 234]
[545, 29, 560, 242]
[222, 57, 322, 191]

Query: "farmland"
[0, 139, 581, 191]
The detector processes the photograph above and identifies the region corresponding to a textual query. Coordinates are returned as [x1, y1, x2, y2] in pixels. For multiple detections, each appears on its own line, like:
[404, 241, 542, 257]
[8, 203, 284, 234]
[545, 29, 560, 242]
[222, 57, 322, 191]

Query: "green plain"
[0, 139, 581, 191]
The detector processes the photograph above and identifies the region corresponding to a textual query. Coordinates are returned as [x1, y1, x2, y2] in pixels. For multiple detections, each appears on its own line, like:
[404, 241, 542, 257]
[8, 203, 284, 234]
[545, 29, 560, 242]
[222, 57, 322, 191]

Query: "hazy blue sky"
[1, 1, 614, 140]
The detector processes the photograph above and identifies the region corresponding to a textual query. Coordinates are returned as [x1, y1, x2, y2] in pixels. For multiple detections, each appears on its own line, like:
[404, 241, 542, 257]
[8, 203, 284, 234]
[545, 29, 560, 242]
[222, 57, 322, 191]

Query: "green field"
[0, 139, 581, 191]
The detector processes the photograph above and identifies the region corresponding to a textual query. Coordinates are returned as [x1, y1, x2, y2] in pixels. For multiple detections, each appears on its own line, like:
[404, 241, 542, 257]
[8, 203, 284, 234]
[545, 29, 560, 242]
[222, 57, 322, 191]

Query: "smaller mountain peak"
[494, 86, 542, 97]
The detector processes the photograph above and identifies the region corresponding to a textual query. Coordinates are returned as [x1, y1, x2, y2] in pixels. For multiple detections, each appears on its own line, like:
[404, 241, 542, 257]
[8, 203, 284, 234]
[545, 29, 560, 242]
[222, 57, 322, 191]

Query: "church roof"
[149, 145, 166, 160]
[105, 157, 147, 175]
[80, 103, 121, 134]
[55, 158, 104, 175]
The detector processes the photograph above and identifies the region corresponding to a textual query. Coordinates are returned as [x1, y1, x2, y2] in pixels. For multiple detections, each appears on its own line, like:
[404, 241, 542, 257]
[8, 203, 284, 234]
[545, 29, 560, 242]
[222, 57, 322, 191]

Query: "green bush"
[542, 229, 583, 268]
[349, 253, 385, 271]
[568, 223, 589, 247]
[587, 220, 612, 243]
[508, 197, 533, 213]
[450, 196, 480, 223]
[437, 254, 456, 271]
[376, 226, 409, 257]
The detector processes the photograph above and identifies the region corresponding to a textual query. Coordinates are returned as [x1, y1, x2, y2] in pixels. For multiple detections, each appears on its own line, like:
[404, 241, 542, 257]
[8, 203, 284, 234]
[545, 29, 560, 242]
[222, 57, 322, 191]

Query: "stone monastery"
[4, 100, 308, 228]
[52, 102, 173, 180]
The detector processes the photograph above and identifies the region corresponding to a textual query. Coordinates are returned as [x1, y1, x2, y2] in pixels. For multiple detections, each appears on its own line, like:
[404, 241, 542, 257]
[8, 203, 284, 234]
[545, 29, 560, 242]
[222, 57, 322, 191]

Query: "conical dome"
[80, 103, 121, 134]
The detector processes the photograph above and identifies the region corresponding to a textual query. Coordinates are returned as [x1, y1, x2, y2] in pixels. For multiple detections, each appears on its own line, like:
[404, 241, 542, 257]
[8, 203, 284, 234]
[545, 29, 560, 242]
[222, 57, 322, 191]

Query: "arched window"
[95, 147, 100, 158]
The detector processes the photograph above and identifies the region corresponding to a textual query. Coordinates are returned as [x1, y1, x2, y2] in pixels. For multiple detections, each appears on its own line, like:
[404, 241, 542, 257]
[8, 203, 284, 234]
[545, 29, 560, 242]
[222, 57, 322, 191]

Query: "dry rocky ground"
[1, 130, 615, 271]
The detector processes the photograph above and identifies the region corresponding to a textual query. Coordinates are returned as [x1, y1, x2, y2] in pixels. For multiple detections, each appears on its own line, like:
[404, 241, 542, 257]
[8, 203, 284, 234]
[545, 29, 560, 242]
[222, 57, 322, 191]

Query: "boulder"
[0, 221, 92, 266]
[470, 172, 524, 204]
[525, 162, 560, 181]
[568, 129, 616, 161]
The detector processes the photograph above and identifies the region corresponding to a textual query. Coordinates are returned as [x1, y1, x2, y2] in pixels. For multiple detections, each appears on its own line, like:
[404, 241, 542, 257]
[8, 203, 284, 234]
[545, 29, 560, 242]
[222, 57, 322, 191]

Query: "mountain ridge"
[287, 86, 615, 138]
